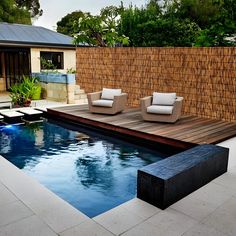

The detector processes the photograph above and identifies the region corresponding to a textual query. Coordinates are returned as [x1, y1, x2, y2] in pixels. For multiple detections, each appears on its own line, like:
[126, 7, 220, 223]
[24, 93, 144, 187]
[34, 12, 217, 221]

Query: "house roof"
[0, 22, 75, 48]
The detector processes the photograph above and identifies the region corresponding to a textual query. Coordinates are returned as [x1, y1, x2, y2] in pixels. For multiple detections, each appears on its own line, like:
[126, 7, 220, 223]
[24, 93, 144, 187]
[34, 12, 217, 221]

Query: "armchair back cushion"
[101, 88, 122, 100]
[152, 92, 176, 106]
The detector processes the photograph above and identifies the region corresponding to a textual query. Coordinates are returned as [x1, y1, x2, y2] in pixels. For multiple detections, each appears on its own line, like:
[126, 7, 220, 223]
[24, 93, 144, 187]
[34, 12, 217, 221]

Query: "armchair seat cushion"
[92, 99, 113, 107]
[152, 92, 176, 106]
[147, 105, 173, 115]
[101, 88, 122, 100]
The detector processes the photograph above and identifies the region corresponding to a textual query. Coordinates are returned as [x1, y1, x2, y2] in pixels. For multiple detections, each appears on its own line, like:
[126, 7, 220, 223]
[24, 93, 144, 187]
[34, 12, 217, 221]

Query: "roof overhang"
[0, 40, 76, 49]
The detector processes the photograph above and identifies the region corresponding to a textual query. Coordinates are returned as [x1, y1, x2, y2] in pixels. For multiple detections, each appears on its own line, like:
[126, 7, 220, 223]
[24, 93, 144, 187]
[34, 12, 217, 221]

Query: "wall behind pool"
[76, 47, 236, 122]
[31, 48, 76, 74]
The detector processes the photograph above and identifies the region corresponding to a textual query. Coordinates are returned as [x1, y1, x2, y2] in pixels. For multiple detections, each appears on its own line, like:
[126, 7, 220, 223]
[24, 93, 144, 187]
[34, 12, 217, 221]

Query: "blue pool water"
[0, 120, 171, 217]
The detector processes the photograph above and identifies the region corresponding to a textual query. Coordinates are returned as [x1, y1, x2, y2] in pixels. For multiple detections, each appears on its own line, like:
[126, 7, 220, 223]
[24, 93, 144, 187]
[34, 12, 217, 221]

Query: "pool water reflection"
[0, 120, 170, 217]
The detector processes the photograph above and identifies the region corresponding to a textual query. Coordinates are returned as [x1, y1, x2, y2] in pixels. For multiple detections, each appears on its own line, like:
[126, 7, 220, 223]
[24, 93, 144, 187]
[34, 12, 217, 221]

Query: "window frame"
[40, 51, 64, 70]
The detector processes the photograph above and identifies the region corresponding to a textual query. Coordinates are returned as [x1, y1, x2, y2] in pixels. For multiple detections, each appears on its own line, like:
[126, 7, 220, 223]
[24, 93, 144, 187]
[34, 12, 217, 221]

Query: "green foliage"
[40, 58, 56, 70]
[15, 0, 42, 18]
[57, 11, 84, 36]
[10, 76, 41, 106]
[72, 5, 129, 47]
[40, 58, 59, 74]
[194, 0, 236, 46]
[0, 0, 42, 24]
[119, 0, 236, 47]
[66, 68, 76, 74]
[0, 0, 31, 24]
[136, 19, 200, 46]
[57, 0, 236, 47]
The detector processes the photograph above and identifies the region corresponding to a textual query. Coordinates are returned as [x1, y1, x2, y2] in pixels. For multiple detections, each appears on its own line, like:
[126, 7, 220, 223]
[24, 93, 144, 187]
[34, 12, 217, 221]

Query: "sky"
[34, 0, 147, 30]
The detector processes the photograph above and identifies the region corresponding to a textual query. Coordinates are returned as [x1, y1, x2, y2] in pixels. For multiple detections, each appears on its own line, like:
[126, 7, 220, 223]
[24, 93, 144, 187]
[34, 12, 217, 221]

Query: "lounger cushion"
[152, 92, 176, 106]
[101, 88, 122, 100]
[92, 99, 114, 107]
[147, 105, 173, 115]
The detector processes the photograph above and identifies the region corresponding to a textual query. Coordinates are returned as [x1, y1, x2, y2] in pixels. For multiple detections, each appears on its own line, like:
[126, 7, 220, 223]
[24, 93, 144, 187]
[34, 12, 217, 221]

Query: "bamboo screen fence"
[76, 47, 236, 121]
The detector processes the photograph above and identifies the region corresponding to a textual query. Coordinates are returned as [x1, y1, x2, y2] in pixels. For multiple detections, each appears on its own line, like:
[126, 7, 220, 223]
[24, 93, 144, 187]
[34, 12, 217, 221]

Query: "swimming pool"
[0, 119, 172, 217]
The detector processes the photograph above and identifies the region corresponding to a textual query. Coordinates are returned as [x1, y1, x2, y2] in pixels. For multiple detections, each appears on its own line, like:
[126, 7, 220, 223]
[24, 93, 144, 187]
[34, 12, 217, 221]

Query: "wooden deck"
[47, 105, 236, 150]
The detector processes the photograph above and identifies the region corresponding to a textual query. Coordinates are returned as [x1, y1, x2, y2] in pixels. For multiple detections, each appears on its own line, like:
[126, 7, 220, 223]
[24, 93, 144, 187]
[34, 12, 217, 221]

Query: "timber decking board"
[162, 120, 227, 139]
[47, 105, 236, 148]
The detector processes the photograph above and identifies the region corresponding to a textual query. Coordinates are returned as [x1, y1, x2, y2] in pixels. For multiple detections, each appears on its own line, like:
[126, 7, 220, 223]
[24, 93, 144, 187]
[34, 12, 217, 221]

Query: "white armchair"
[87, 88, 127, 115]
[141, 92, 183, 123]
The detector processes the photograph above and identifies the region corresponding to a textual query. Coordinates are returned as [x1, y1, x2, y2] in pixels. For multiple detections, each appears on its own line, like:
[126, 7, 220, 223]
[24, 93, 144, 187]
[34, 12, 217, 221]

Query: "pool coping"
[0, 154, 162, 236]
[0, 136, 235, 235]
[0, 155, 89, 233]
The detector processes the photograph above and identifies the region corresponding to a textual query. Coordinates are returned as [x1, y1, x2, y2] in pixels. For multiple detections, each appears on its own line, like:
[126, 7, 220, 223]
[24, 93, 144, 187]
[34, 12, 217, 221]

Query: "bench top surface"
[0, 111, 24, 117]
[34, 107, 47, 112]
[0, 97, 12, 103]
[140, 144, 228, 180]
[18, 109, 43, 115]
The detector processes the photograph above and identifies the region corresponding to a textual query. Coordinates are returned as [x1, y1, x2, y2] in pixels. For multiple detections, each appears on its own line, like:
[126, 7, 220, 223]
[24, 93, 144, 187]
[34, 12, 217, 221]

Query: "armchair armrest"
[172, 96, 184, 116]
[113, 93, 127, 101]
[87, 91, 102, 102]
[174, 96, 184, 108]
[175, 97, 183, 102]
[140, 96, 152, 110]
[113, 93, 128, 110]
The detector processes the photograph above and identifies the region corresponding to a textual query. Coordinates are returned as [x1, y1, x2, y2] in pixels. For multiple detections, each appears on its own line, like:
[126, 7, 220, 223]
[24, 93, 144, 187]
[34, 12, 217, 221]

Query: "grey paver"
[0, 215, 57, 236]
[94, 205, 144, 235]
[202, 197, 236, 236]
[146, 208, 197, 236]
[59, 220, 114, 236]
[0, 184, 18, 207]
[182, 223, 226, 236]
[0, 156, 89, 233]
[120, 198, 160, 220]
[0, 201, 33, 227]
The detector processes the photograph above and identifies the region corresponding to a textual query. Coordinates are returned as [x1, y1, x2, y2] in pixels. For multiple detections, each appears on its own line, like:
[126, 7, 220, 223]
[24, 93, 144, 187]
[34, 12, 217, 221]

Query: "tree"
[0, 0, 31, 24]
[0, 0, 42, 24]
[137, 18, 199, 46]
[164, 0, 220, 28]
[15, 0, 43, 18]
[119, 3, 162, 46]
[119, 0, 236, 47]
[119, 0, 199, 46]
[73, 6, 129, 47]
[194, 0, 236, 46]
[164, 0, 236, 46]
[57, 11, 84, 36]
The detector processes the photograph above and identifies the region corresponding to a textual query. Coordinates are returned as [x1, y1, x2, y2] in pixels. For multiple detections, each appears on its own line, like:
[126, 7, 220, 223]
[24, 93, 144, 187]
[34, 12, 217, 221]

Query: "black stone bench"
[137, 144, 229, 209]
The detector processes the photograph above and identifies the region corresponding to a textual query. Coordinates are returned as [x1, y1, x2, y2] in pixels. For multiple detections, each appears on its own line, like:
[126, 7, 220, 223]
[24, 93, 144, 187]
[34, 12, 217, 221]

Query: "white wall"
[31, 48, 76, 73]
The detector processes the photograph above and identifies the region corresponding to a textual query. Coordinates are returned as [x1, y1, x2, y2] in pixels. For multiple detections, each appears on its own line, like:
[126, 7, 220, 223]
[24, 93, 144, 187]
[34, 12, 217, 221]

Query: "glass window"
[40, 51, 64, 70]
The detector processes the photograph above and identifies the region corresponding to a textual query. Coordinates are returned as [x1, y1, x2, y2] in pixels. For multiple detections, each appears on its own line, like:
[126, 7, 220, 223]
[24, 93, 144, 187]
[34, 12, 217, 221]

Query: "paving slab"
[0, 201, 34, 227]
[59, 220, 114, 236]
[120, 198, 160, 220]
[0, 184, 18, 207]
[202, 197, 236, 236]
[94, 205, 144, 235]
[0, 215, 57, 236]
[182, 223, 226, 236]
[0, 156, 89, 234]
[0, 111, 24, 118]
[18, 108, 43, 115]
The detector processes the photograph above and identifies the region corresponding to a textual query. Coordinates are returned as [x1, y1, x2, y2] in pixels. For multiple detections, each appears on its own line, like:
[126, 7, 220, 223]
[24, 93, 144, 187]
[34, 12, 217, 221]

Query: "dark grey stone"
[137, 144, 229, 209]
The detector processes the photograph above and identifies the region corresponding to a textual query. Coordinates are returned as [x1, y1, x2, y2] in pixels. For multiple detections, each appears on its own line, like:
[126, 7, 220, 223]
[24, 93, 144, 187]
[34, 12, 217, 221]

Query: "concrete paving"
[0, 128, 235, 235]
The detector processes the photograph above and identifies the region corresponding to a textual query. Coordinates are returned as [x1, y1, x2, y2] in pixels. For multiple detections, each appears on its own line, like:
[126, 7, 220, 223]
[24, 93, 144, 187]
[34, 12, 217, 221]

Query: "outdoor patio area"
[1, 0, 236, 234]
[47, 104, 236, 149]
[0, 103, 235, 235]
[0, 125, 235, 236]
